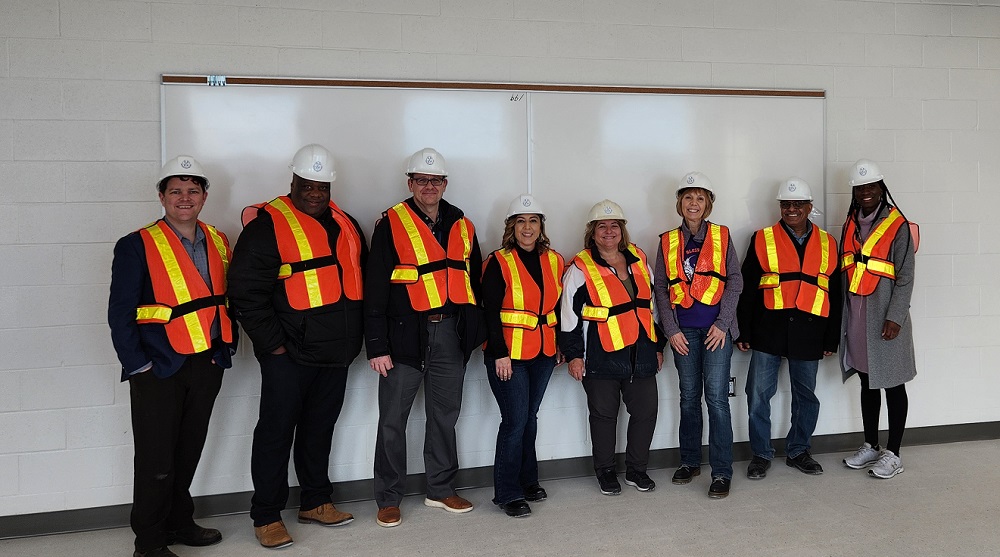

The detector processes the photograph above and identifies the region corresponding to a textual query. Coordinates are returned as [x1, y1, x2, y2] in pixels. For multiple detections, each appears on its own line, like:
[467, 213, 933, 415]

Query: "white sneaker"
[844, 442, 880, 469]
[868, 450, 904, 479]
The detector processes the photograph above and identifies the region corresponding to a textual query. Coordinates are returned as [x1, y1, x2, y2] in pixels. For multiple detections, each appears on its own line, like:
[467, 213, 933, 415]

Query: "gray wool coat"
[840, 205, 917, 389]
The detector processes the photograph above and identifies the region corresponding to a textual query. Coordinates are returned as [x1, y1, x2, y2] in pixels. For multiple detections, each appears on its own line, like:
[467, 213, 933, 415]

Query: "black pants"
[129, 351, 223, 552]
[250, 353, 348, 526]
[582, 375, 658, 472]
[859, 372, 908, 456]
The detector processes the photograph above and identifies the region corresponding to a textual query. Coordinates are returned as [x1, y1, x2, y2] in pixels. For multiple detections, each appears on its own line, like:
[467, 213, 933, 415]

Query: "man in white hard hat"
[735, 178, 842, 480]
[109, 156, 238, 557]
[365, 147, 486, 528]
[228, 144, 368, 549]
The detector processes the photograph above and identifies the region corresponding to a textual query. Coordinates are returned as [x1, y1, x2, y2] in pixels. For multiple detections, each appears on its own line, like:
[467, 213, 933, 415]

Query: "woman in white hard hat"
[653, 172, 743, 499]
[840, 159, 917, 479]
[559, 200, 665, 496]
[481, 194, 565, 518]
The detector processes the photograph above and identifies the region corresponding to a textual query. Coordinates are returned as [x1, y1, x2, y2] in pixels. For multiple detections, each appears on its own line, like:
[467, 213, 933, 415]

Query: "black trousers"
[129, 351, 223, 552]
[250, 353, 348, 526]
[582, 375, 658, 472]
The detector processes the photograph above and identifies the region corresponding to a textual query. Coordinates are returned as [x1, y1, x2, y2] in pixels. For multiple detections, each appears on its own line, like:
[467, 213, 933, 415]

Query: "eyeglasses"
[411, 177, 445, 188]
[779, 200, 810, 209]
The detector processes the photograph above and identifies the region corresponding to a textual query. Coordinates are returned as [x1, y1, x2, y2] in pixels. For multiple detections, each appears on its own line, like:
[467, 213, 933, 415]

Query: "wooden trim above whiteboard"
[161, 75, 825, 98]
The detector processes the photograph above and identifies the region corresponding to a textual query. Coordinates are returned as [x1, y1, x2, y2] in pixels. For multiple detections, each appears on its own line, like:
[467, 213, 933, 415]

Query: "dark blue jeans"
[745, 350, 820, 460]
[485, 355, 555, 505]
[673, 328, 734, 479]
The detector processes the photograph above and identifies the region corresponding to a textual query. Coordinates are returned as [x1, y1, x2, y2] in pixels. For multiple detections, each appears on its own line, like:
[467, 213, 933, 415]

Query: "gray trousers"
[373, 317, 466, 508]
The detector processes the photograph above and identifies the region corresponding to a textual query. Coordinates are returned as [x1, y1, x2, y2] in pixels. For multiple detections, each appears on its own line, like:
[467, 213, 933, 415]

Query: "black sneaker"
[786, 451, 824, 475]
[708, 477, 731, 499]
[497, 499, 531, 518]
[671, 464, 701, 485]
[596, 467, 621, 496]
[746, 456, 771, 479]
[523, 483, 547, 502]
[624, 469, 656, 492]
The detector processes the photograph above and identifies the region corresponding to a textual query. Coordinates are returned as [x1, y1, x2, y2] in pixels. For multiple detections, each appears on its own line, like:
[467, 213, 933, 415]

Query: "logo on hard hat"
[180, 159, 192, 169]
[859, 167, 868, 176]
[603, 205, 613, 215]
[313, 161, 323, 172]
[425, 155, 435, 165]
[788, 184, 797, 192]
[522, 198, 531, 207]
[686, 175, 695, 184]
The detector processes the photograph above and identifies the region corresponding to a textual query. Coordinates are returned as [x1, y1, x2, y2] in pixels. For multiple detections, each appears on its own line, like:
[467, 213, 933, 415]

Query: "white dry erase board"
[161, 76, 825, 262]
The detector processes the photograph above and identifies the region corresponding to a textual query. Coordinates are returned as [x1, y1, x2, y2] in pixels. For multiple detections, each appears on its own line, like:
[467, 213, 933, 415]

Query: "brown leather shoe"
[424, 495, 474, 513]
[254, 520, 293, 549]
[297, 502, 354, 527]
[376, 506, 401, 528]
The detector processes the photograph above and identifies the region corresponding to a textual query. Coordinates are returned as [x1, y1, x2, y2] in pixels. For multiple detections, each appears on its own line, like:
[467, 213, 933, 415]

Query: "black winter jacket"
[364, 198, 486, 369]
[735, 224, 842, 361]
[228, 205, 368, 367]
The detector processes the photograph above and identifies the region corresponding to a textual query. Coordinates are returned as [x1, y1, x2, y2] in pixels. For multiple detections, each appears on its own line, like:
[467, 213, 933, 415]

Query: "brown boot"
[254, 520, 293, 549]
[297, 502, 354, 527]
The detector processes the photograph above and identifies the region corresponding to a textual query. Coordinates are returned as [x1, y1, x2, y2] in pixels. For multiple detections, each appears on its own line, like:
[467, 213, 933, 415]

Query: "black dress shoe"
[786, 452, 824, 475]
[746, 456, 771, 479]
[523, 483, 547, 502]
[133, 547, 179, 557]
[671, 464, 701, 485]
[498, 499, 531, 518]
[708, 477, 731, 499]
[166, 525, 223, 547]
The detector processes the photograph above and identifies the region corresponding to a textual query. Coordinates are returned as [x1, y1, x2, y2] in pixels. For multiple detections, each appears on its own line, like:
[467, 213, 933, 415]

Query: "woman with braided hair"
[839, 159, 918, 479]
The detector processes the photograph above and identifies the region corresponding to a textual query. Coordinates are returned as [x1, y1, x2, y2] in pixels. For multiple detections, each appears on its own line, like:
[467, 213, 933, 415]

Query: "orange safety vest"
[660, 222, 729, 308]
[572, 245, 657, 353]
[754, 222, 837, 317]
[136, 220, 234, 355]
[244, 196, 364, 310]
[841, 208, 905, 296]
[490, 248, 565, 360]
[386, 202, 477, 311]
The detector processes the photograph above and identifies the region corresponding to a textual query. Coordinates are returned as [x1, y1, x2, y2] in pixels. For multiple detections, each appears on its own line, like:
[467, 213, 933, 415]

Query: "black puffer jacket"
[228, 205, 368, 367]
[364, 198, 486, 369]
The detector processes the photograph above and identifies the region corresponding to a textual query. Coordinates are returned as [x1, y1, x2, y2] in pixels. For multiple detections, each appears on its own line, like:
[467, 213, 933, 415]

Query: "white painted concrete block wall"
[1, 0, 999, 516]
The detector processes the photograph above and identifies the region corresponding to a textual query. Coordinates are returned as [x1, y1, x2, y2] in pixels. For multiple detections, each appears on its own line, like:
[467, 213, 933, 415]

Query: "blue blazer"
[108, 224, 238, 382]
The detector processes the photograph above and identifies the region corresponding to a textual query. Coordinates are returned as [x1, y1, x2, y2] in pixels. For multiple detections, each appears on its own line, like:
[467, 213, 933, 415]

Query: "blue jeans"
[673, 328, 734, 479]
[485, 355, 555, 505]
[745, 350, 820, 460]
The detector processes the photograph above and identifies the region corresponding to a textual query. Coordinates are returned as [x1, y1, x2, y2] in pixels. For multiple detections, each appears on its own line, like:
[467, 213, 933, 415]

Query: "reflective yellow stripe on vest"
[500, 310, 540, 329]
[665, 229, 686, 301]
[390, 203, 444, 308]
[455, 219, 476, 302]
[698, 224, 724, 304]
[143, 223, 209, 353]
[136, 305, 172, 323]
[270, 197, 324, 308]
[810, 232, 831, 315]
[500, 250, 525, 351]
[760, 226, 783, 308]
[577, 250, 625, 350]
[847, 210, 901, 292]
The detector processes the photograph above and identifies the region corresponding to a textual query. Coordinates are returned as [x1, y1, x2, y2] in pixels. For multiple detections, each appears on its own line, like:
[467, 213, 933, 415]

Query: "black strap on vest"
[170, 295, 226, 320]
[285, 254, 338, 274]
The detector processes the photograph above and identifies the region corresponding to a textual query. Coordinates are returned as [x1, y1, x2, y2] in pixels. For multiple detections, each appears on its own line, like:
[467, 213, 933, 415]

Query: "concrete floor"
[2, 440, 998, 557]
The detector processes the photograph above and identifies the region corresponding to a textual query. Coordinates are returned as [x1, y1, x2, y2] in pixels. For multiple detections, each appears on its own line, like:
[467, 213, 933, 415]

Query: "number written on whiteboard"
[510, 93, 525, 102]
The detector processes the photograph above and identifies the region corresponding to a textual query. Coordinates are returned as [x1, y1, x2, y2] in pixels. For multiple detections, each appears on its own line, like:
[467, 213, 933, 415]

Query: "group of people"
[109, 146, 917, 557]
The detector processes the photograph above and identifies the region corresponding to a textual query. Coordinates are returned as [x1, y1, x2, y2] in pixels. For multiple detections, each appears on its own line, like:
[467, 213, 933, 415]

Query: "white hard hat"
[587, 199, 627, 223]
[506, 194, 545, 219]
[848, 158, 884, 187]
[677, 171, 715, 201]
[776, 177, 813, 201]
[405, 147, 447, 177]
[289, 144, 336, 182]
[158, 155, 208, 191]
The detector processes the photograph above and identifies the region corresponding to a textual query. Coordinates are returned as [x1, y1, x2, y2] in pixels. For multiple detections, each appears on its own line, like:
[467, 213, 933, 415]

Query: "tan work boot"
[254, 520, 293, 549]
[297, 502, 354, 527]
